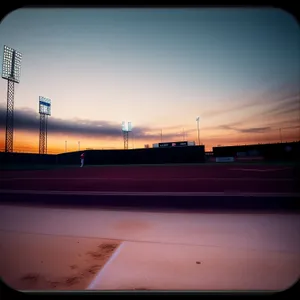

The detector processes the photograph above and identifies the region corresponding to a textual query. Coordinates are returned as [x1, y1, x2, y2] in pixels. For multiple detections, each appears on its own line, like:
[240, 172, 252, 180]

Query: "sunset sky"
[0, 7, 299, 153]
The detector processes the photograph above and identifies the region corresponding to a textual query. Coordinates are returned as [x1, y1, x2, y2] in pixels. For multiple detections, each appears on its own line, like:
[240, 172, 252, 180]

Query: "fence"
[57, 146, 206, 165]
[3, 142, 298, 166]
[0, 145, 205, 166]
[0, 152, 56, 165]
[212, 141, 300, 162]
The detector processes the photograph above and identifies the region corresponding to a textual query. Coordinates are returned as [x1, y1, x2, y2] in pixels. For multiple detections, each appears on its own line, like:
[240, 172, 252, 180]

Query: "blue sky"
[0, 7, 299, 152]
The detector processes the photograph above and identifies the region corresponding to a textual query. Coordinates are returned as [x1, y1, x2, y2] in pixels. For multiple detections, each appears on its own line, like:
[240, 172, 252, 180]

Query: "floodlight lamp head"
[128, 122, 132, 132]
[2, 45, 22, 83]
[39, 96, 51, 116]
[122, 121, 132, 132]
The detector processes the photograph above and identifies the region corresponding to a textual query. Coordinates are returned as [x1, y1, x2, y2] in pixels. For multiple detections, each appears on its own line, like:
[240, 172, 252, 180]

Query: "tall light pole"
[39, 96, 51, 154]
[196, 116, 200, 145]
[2, 45, 22, 153]
[122, 121, 132, 150]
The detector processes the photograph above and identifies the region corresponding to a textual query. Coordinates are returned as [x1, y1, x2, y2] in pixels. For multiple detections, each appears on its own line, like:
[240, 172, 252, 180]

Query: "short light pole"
[196, 116, 200, 145]
[279, 128, 282, 143]
[132, 131, 135, 149]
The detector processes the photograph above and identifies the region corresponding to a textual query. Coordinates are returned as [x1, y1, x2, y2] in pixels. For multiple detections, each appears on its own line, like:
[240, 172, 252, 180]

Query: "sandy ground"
[1, 205, 299, 253]
[91, 241, 300, 291]
[1, 204, 299, 291]
[0, 230, 120, 291]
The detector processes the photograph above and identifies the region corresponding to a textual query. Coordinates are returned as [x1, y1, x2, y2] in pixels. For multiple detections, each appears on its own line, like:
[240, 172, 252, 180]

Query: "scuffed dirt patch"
[0, 230, 120, 290]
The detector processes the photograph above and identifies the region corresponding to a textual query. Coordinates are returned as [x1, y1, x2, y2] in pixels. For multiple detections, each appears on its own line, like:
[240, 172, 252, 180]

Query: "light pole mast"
[196, 116, 200, 145]
[279, 128, 282, 143]
[2, 46, 22, 153]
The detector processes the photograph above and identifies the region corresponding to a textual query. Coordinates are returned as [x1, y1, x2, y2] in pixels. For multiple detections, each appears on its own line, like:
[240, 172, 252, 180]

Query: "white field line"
[86, 242, 126, 290]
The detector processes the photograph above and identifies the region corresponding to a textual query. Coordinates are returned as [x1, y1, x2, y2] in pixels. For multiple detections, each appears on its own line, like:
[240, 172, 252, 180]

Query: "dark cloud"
[190, 119, 271, 135]
[261, 95, 300, 116]
[219, 124, 271, 134]
[274, 118, 300, 128]
[225, 118, 300, 135]
[201, 121, 245, 132]
[201, 83, 299, 119]
[281, 124, 300, 130]
[199, 92, 299, 134]
[0, 104, 185, 142]
[238, 126, 271, 133]
[0, 105, 134, 138]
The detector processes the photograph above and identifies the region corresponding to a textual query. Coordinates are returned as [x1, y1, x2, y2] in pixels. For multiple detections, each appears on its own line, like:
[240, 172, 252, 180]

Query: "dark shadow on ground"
[1, 193, 299, 214]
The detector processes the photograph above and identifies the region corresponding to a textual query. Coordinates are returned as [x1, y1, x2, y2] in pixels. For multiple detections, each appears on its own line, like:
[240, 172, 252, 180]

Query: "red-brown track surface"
[0, 164, 298, 194]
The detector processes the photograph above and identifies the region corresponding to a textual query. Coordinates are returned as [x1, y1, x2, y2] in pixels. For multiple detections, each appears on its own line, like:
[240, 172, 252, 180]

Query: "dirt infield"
[0, 164, 298, 194]
[0, 230, 120, 291]
[1, 206, 299, 291]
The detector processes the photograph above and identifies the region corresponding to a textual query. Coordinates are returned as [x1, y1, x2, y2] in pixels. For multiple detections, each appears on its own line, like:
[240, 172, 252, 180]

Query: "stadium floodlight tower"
[39, 96, 51, 154]
[2, 45, 22, 153]
[122, 121, 132, 150]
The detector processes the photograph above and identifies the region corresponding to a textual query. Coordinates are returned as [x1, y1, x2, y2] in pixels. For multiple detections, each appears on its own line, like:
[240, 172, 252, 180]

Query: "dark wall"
[1, 142, 298, 166]
[212, 142, 300, 161]
[0, 152, 56, 165]
[57, 146, 206, 165]
[56, 151, 83, 165]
